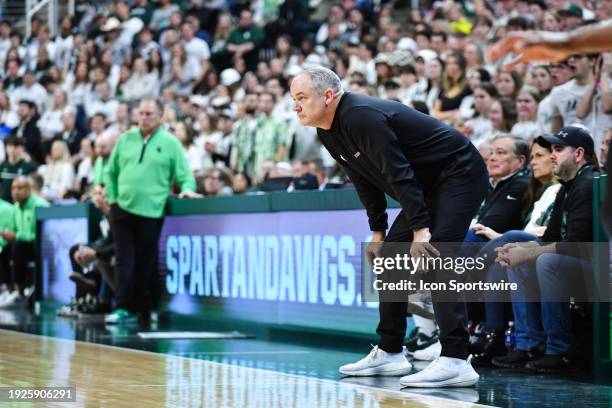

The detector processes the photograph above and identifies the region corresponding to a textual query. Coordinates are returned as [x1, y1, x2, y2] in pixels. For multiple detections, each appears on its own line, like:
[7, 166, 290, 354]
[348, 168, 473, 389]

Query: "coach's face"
[488, 137, 523, 180]
[138, 100, 161, 136]
[290, 74, 329, 128]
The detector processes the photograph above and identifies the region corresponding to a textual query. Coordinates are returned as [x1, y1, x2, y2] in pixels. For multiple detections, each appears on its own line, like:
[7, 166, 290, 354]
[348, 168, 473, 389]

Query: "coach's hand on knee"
[366, 231, 385, 266]
[410, 228, 439, 273]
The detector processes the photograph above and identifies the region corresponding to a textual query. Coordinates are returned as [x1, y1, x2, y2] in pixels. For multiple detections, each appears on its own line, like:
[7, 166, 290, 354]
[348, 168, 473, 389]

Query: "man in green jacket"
[104, 98, 199, 324]
[0, 176, 49, 307]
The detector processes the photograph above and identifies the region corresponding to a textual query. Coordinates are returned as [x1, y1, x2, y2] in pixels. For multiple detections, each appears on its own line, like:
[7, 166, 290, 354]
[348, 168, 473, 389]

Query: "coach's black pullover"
[317, 92, 485, 232]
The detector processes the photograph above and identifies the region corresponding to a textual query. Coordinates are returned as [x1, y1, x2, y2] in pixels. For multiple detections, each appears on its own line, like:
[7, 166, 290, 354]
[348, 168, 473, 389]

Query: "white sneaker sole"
[400, 371, 479, 388]
[340, 361, 413, 377]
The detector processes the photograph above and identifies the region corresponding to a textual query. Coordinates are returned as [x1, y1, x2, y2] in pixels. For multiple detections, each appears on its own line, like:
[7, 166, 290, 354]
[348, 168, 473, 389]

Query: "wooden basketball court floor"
[1, 308, 612, 408]
[0, 328, 491, 408]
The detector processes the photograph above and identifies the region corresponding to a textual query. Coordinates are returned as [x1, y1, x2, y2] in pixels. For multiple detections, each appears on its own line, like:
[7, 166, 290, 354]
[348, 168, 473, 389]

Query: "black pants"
[0, 245, 12, 286]
[377, 147, 489, 359]
[11, 241, 36, 290]
[110, 205, 164, 315]
[68, 244, 101, 299]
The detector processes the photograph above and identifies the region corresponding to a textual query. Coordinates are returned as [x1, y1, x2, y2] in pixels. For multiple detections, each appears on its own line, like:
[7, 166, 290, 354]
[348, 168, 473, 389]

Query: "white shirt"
[86, 98, 119, 121]
[184, 144, 204, 175]
[122, 73, 159, 101]
[524, 183, 562, 236]
[587, 84, 612, 153]
[537, 94, 553, 134]
[54, 35, 74, 70]
[37, 109, 64, 140]
[11, 83, 48, 113]
[39, 161, 75, 201]
[194, 131, 222, 171]
[76, 155, 93, 185]
[466, 116, 493, 147]
[511, 121, 541, 142]
[183, 37, 210, 68]
[62, 76, 91, 106]
[550, 79, 592, 127]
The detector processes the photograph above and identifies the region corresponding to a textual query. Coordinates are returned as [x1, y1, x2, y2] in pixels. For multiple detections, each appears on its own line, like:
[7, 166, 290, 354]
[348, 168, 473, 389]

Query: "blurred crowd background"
[0, 0, 609, 200]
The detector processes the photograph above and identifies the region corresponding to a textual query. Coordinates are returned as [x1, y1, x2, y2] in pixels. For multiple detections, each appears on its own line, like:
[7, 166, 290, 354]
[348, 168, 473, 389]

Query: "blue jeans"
[507, 253, 590, 355]
[480, 231, 539, 331]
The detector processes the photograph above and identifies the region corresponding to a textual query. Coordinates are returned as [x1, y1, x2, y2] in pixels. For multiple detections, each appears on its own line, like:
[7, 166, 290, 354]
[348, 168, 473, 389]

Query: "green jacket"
[92, 157, 108, 187]
[104, 127, 196, 218]
[12, 194, 49, 242]
[0, 199, 14, 248]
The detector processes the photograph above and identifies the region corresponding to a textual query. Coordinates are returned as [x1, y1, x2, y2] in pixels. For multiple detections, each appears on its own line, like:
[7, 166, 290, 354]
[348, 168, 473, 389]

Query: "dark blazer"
[475, 169, 530, 233]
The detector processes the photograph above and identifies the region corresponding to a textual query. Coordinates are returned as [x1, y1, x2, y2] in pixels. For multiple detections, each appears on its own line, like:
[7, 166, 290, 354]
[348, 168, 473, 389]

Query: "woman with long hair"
[63, 62, 90, 106]
[434, 50, 470, 123]
[463, 43, 485, 71]
[511, 85, 541, 142]
[531, 65, 554, 134]
[210, 13, 234, 70]
[173, 122, 203, 176]
[40, 139, 75, 201]
[0, 92, 18, 132]
[420, 57, 444, 113]
[495, 70, 522, 100]
[489, 96, 517, 134]
[465, 82, 497, 146]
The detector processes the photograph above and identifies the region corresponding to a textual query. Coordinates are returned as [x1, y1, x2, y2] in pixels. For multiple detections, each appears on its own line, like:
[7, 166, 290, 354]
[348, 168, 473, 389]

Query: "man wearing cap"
[492, 124, 600, 372]
[558, 4, 583, 31]
[291, 66, 488, 387]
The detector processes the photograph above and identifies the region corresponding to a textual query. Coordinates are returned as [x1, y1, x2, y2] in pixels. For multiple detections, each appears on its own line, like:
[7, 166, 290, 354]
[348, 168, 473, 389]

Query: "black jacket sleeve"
[344, 107, 431, 230]
[344, 165, 389, 231]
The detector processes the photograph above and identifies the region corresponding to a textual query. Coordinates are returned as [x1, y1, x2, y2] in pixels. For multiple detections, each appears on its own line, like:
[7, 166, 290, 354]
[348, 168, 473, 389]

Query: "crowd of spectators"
[0, 0, 609, 201]
[0, 0, 609, 372]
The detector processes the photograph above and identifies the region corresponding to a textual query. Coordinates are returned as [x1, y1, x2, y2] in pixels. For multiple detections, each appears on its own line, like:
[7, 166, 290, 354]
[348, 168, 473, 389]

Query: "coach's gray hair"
[492, 134, 530, 166]
[301, 66, 344, 96]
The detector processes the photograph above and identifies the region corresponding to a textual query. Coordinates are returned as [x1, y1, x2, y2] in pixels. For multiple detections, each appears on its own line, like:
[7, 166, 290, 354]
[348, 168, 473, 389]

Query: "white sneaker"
[412, 341, 442, 361]
[0, 290, 8, 304]
[0, 291, 27, 309]
[339, 346, 413, 377]
[399, 356, 479, 387]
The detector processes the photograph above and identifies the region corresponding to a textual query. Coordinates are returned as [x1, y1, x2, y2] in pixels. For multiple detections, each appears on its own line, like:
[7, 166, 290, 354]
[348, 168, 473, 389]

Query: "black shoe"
[492, 349, 543, 369]
[405, 329, 439, 353]
[69, 271, 97, 288]
[525, 354, 576, 373]
[471, 330, 507, 367]
[468, 322, 486, 354]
